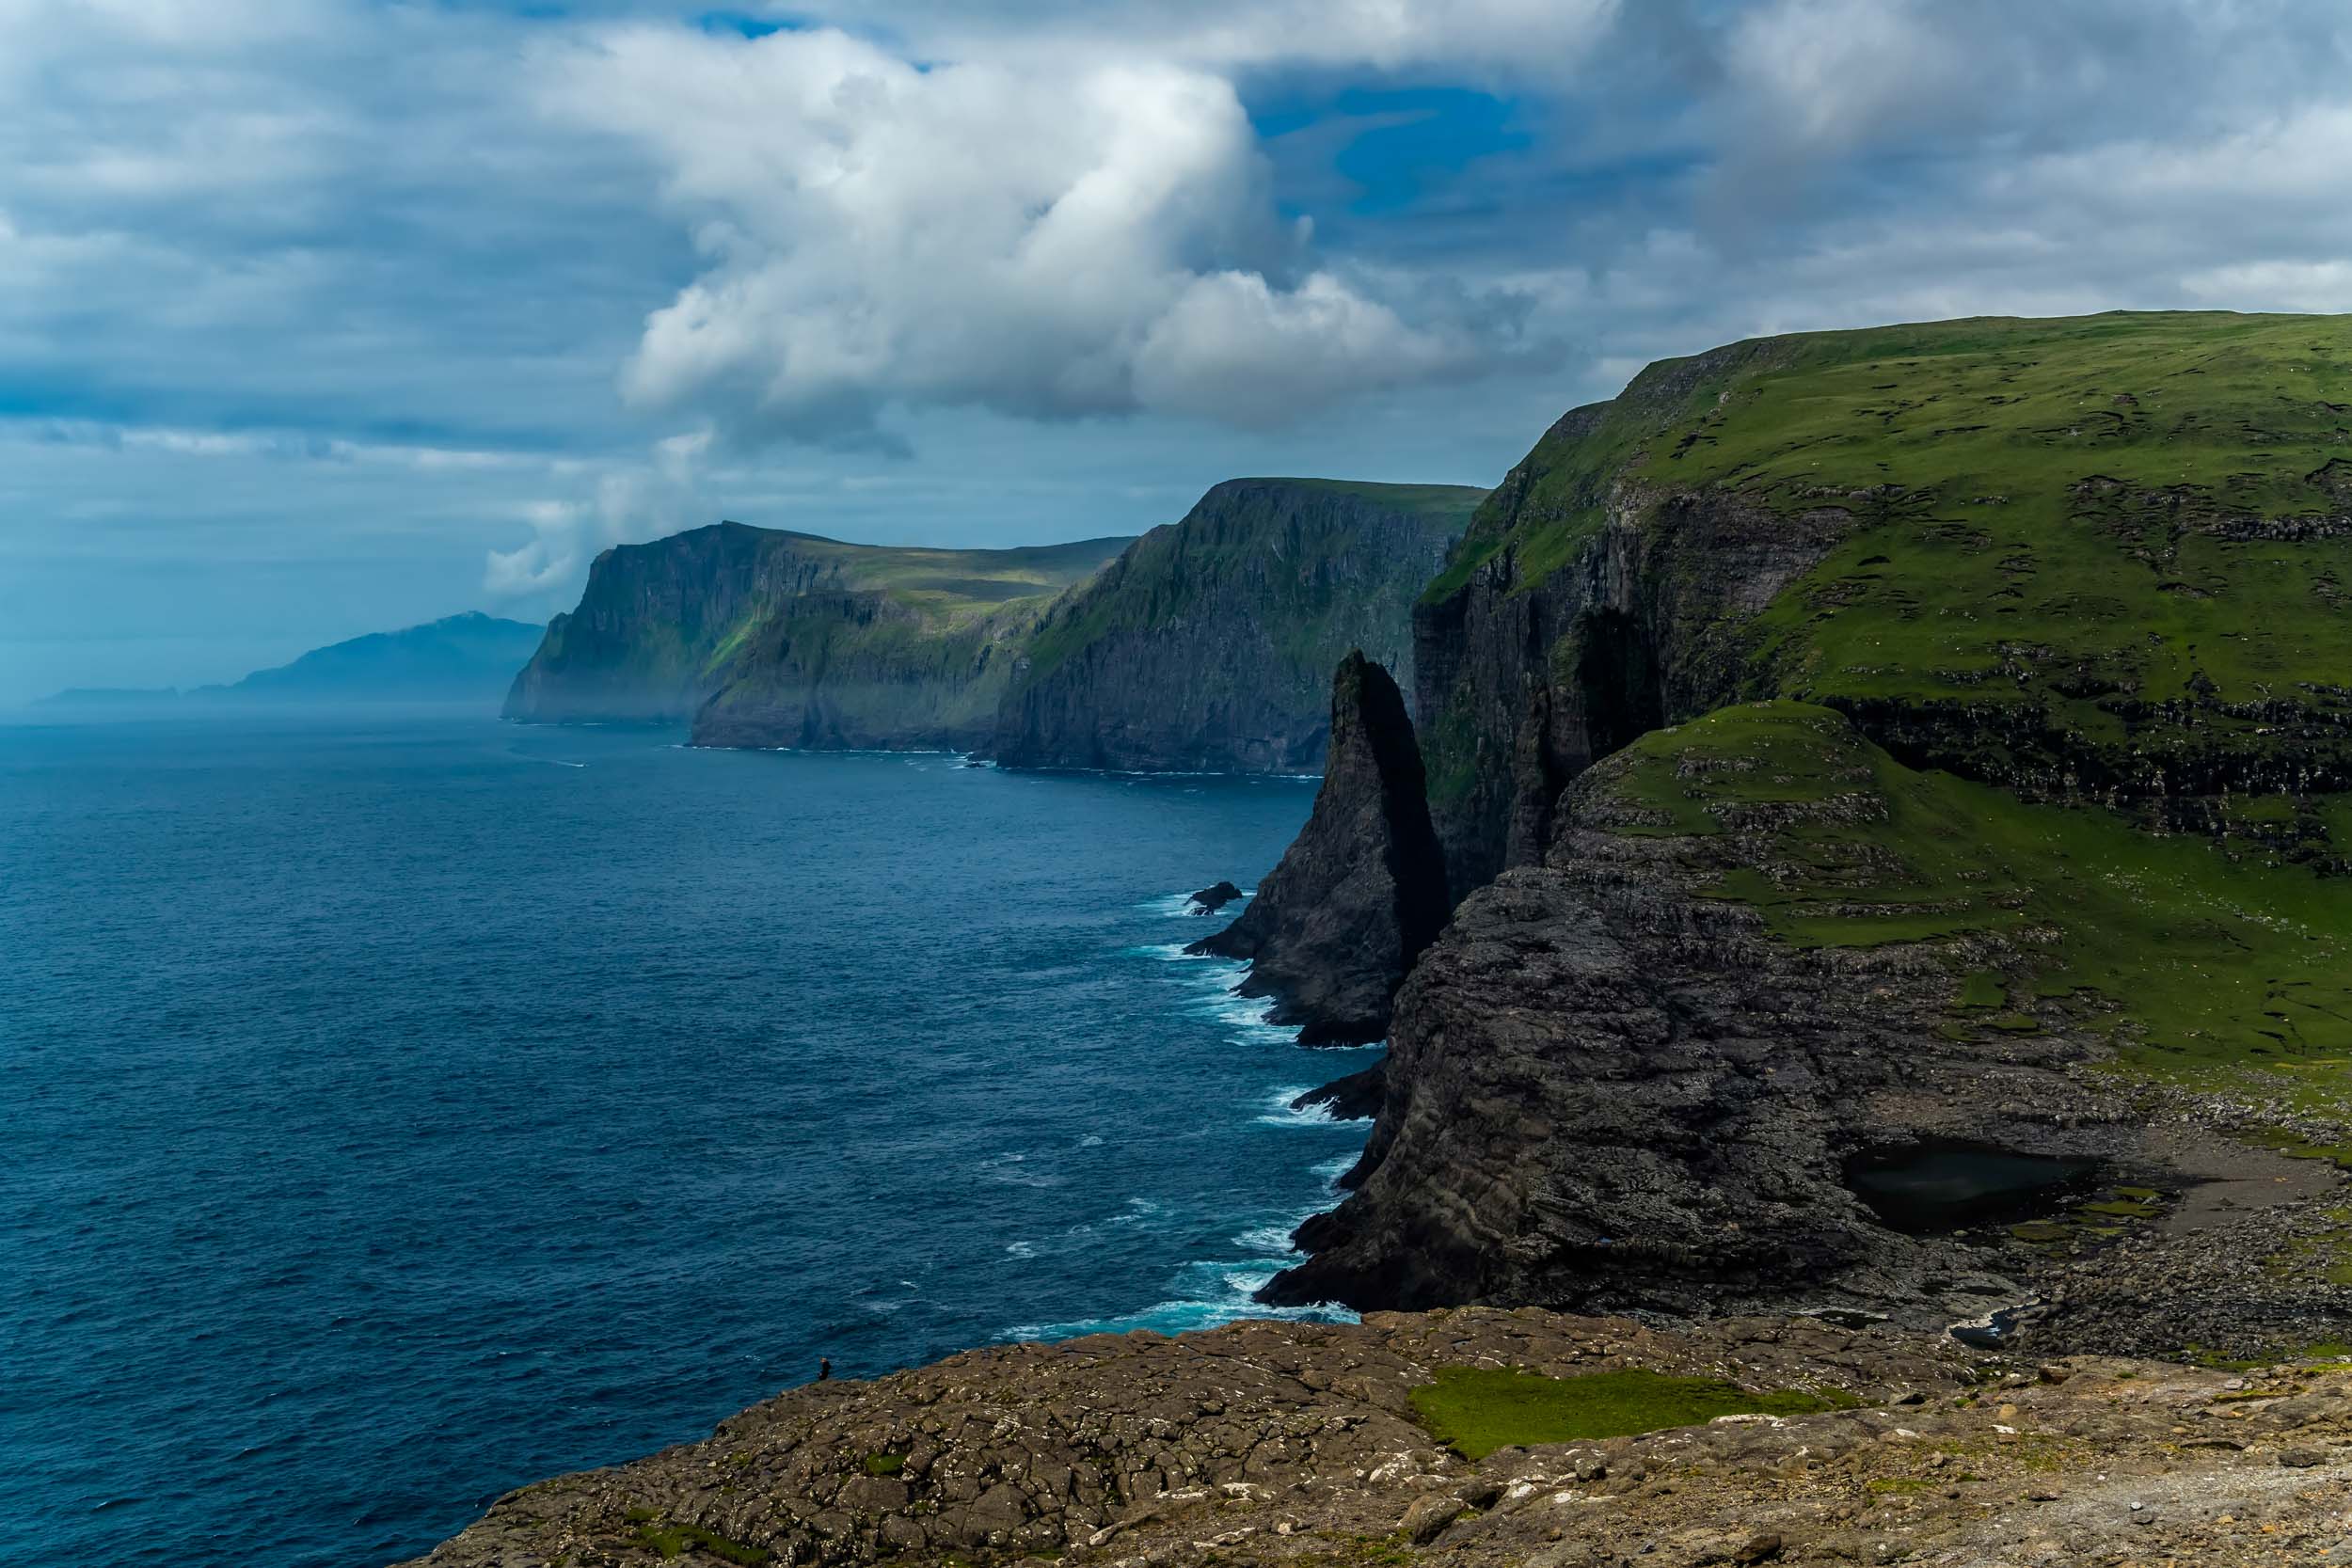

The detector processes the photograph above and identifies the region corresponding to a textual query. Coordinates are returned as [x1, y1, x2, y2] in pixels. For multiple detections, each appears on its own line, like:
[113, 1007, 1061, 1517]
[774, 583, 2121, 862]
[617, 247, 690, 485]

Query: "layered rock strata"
[1190, 653, 1449, 1045]
[401, 1307, 2352, 1568]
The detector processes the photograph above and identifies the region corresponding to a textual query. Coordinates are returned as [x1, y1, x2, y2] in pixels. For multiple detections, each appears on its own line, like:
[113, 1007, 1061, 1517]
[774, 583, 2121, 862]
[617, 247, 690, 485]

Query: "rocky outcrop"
[502, 524, 1129, 742]
[1190, 653, 1448, 1045]
[1412, 392, 1853, 898]
[1187, 880, 1245, 915]
[503, 522, 790, 723]
[1267, 714, 2102, 1317]
[1263, 704, 2352, 1348]
[401, 1307, 2352, 1568]
[990, 480, 1484, 773]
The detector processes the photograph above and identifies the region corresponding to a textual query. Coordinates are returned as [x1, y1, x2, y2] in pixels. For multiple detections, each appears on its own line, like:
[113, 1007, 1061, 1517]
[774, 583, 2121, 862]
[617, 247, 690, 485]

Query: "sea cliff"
[501, 525, 1130, 741]
[990, 479, 1484, 772]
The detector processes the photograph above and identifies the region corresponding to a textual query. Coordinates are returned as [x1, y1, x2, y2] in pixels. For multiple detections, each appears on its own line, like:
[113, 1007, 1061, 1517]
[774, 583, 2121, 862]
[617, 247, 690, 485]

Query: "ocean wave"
[999, 1256, 1354, 1342]
[1311, 1152, 1358, 1188]
[1231, 1223, 1303, 1255]
[1136, 887, 1256, 919]
[1198, 986, 1293, 1046]
[1254, 1085, 1345, 1127]
[975, 1151, 1063, 1189]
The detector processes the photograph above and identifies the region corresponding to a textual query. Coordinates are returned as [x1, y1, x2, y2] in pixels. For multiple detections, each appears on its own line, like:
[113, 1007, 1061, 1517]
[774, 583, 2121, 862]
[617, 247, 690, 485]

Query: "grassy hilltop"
[1438, 310, 2352, 810]
[1430, 311, 2352, 1154]
[504, 523, 1131, 731]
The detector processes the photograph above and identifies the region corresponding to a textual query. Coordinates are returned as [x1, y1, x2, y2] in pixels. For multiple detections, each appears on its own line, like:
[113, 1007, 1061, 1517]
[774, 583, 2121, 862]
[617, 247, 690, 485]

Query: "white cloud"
[484, 462, 716, 600]
[542, 24, 1532, 449]
[836, 0, 1625, 75]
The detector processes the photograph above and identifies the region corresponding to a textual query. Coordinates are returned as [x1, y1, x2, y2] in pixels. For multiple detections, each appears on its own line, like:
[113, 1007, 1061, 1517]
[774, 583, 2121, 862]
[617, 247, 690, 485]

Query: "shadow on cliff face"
[1185, 652, 1448, 1047]
[1844, 1140, 2102, 1235]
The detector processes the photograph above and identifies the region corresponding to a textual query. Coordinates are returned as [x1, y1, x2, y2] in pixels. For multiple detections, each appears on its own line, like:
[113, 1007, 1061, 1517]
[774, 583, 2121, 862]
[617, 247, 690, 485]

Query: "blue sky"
[7, 0, 2352, 702]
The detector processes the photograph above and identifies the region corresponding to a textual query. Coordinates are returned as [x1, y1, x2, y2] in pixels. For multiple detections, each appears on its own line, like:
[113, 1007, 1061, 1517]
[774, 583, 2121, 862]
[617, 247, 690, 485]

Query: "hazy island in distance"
[33, 611, 547, 713]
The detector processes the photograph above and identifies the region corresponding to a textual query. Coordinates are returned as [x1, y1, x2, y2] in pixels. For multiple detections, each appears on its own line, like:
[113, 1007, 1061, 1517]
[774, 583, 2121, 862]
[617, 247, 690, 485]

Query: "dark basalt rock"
[1289, 1060, 1385, 1130]
[1186, 880, 1245, 915]
[990, 479, 1481, 773]
[1262, 738, 2137, 1321]
[1189, 653, 1449, 1046]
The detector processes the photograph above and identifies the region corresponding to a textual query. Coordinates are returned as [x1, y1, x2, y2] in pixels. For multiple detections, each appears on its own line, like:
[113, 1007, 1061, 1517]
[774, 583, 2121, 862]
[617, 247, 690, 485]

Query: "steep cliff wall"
[990, 479, 1484, 773]
[1263, 311, 2352, 1335]
[1268, 701, 2352, 1338]
[1187, 652, 1448, 1044]
[1414, 310, 2352, 897]
[502, 524, 1130, 743]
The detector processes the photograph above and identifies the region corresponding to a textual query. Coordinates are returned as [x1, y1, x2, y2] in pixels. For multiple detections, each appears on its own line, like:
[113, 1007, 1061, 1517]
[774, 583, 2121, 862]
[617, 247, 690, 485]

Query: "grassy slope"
[1422, 313, 2352, 1129]
[1020, 479, 1486, 688]
[709, 529, 1134, 668]
[1408, 1366, 1854, 1462]
[1445, 311, 2352, 752]
[1592, 701, 2352, 1148]
[687, 530, 1136, 736]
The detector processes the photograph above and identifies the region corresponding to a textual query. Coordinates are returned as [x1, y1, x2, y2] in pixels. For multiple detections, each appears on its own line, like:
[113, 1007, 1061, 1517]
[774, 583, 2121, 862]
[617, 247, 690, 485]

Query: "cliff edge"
[1190, 652, 1449, 1045]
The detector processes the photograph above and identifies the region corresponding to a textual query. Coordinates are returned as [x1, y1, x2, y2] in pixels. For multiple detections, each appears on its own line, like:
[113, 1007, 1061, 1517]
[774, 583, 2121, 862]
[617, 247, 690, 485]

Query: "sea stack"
[1190, 652, 1449, 1045]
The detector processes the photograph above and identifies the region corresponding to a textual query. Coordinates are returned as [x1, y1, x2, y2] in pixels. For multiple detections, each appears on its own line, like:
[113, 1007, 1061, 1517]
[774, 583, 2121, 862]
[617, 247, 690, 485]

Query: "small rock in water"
[1187, 879, 1245, 915]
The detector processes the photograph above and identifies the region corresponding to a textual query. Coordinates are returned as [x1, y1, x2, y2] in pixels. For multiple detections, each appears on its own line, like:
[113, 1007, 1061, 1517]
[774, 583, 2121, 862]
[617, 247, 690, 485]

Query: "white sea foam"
[975, 1151, 1063, 1189]
[1005, 1241, 1037, 1259]
[1200, 985, 1295, 1046]
[999, 1254, 1355, 1341]
[1232, 1224, 1303, 1255]
[1138, 886, 1257, 919]
[1254, 1085, 1341, 1127]
[1311, 1153, 1358, 1187]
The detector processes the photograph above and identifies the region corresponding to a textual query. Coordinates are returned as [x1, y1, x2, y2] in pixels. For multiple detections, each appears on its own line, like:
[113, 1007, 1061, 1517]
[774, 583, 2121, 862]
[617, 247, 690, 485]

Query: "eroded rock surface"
[398, 1308, 2352, 1568]
[1192, 653, 1449, 1045]
[1264, 715, 2352, 1351]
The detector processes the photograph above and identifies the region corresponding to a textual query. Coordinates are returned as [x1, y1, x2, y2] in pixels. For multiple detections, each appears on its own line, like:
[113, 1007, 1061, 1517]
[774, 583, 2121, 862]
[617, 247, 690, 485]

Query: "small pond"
[1845, 1139, 2101, 1234]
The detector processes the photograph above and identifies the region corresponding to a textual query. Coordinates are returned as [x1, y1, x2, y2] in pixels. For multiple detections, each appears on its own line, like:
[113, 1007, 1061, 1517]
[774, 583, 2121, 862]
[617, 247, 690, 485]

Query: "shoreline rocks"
[397, 1307, 2352, 1568]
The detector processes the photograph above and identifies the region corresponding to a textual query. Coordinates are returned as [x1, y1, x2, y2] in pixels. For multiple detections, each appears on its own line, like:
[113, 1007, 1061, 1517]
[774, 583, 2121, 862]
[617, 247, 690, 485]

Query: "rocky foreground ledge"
[401, 1307, 2350, 1568]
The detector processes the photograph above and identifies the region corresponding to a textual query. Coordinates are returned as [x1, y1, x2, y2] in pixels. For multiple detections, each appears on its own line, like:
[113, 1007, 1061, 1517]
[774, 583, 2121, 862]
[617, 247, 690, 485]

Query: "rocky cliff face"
[405, 1308, 2352, 1568]
[502, 524, 1129, 743]
[1267, 705, 2101, 1317]
[991, 480, 1484, 773]
[503, 522, 786, 723]
[1414, 311, 2352, 899]
[1189, 653, 1448, 1045]
[1266, 702, 2352, 1348]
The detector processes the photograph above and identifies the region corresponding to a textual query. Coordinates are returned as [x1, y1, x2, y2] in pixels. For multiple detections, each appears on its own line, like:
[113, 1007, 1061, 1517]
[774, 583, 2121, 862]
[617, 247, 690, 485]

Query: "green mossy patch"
[1593, 701, 2352, 1098]
[628, 1513, 771, 1565]
[1406, 1366, 1856, 1461]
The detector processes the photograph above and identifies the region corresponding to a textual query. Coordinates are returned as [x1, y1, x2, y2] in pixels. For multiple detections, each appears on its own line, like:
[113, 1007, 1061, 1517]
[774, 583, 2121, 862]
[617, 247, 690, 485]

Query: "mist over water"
[0, 717, 1371, 1568]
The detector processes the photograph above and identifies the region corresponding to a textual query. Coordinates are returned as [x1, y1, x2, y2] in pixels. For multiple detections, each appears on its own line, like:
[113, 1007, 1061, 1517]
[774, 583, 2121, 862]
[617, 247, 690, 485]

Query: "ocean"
[0, 715, 1370, 1567]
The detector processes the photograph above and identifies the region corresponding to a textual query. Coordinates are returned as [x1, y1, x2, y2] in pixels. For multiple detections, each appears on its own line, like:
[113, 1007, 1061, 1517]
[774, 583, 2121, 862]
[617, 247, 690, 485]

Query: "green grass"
[628, 1513, 771, 1565]
[1406, 1366, 1856, 1460]
[862, 1451, 905, 1477]
[1012, 478, 1482, 689]
[1434, 310, 2352, 809]
[1594, 702, 2352, 1097]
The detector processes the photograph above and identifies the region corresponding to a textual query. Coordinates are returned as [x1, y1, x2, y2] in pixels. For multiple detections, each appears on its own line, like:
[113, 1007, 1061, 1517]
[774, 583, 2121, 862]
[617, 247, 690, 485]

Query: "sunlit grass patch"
[1406, 1367, 1856, 1461]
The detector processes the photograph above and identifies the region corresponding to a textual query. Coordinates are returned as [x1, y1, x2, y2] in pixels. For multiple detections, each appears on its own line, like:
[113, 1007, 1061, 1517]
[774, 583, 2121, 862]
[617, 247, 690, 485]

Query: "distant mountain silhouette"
[36, 612, 548, 711]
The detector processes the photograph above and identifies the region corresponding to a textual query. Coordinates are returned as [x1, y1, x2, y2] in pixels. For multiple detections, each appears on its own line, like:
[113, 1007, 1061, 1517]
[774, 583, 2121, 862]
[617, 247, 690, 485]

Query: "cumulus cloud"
[484, 460, 715, 600]
[803, 0, 1625, 76]
[541, 24, 1537, 449]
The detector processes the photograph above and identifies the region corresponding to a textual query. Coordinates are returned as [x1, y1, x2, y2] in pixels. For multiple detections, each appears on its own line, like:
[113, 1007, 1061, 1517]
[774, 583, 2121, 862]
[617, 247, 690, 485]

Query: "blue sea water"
[0, 716, 1373, 1568]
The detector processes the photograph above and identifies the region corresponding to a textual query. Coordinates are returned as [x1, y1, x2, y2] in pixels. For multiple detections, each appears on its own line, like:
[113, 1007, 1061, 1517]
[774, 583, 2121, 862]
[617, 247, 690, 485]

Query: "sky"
[7, 1, 2352, 703]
